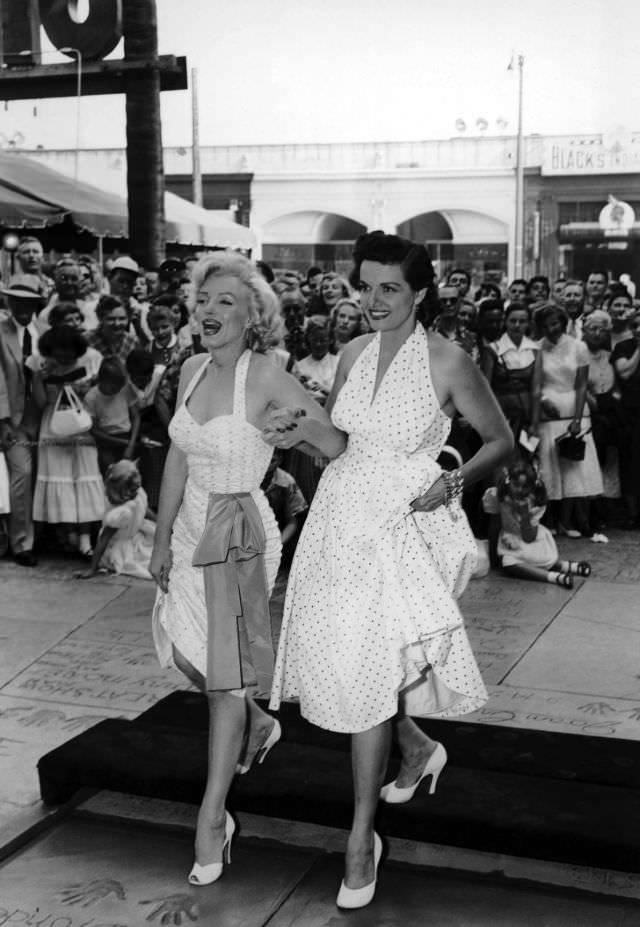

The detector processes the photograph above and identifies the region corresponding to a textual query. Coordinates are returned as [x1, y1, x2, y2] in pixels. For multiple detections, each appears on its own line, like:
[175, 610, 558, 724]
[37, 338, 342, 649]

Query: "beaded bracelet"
[442, 468, 464, 514]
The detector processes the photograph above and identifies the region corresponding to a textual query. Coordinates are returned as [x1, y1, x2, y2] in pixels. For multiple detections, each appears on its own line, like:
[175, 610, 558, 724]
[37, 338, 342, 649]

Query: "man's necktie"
[22, 327, 32, 360]
[22, 327, 32, 395]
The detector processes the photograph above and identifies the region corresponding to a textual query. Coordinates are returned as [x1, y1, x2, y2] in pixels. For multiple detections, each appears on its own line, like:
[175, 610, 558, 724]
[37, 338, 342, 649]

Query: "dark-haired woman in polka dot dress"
[265, 232, 513, 909]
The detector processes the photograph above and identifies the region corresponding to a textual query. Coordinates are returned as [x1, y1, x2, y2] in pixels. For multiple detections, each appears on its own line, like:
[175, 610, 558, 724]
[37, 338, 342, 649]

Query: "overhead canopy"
[0, 151, 255, 249]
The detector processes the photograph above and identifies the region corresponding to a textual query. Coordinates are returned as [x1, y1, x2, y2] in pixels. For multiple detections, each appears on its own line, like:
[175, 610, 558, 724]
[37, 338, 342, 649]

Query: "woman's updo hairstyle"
[349, 231, 439, 328]
[190, 251, 284, 352]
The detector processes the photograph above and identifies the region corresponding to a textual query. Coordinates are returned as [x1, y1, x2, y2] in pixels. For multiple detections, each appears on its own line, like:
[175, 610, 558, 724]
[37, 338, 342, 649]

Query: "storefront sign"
[542, 137, 640, 175]
[599, 197, 635, 237]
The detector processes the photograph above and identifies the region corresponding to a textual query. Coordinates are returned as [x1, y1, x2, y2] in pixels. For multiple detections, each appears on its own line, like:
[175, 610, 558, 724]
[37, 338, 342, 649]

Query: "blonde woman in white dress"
[265, 232, 513, 909]
[149, 252, 344, 887]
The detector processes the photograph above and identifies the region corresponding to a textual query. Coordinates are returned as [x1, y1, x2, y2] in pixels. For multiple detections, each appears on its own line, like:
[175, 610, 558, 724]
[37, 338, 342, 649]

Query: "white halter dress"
[269, 326, 488, 733]
[153, 352, 281, 679]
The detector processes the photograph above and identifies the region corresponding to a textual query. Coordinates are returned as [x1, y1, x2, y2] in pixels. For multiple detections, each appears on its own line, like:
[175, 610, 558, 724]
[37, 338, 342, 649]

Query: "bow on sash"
[192, 492, 273, 693]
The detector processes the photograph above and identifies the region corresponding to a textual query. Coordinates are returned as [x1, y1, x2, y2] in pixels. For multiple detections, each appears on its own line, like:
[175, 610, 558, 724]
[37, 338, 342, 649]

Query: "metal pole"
[514, 54, 525, 278]
[191, 67, 203, 207]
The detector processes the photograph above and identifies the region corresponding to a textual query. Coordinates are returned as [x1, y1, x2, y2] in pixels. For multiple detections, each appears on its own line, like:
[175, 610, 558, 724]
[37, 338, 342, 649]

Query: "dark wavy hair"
[497, 461, 547, 507]
[38, 325, 88, 359]
[349, 231, 439, 328]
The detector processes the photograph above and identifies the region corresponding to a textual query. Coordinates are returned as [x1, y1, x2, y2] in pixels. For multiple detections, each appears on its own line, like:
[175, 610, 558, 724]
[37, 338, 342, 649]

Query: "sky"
[1, 0, 639, 151]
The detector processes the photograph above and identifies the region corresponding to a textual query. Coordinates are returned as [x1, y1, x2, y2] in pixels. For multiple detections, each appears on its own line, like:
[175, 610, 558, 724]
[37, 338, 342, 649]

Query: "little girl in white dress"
[78, 460, 155, 580]
[483, 461, 591, 589]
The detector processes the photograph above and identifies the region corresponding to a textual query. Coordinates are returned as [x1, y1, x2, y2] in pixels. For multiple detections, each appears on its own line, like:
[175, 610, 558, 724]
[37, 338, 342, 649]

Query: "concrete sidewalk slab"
[504, 612, 640, 700]
[0, 694, 136, 805]
[69, 583, 160, 648]
[560, 580, 638, 631]
[0, 815, 318, 927]
[269, 851, 640, 926]
[2, 639, 180, 712]
[461, 575, 573, 685]
[0, 617, 77, 687]
[0, 575, 125, 625]
[468, 684, 640, 739]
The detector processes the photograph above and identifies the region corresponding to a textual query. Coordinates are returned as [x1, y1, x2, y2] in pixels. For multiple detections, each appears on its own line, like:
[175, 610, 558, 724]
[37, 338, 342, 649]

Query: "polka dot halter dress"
[270, 326, 488, 733]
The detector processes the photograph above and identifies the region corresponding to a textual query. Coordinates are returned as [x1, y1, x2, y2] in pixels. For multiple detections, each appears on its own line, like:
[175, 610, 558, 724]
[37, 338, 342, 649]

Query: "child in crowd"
[483, 461, 591, 589]
[261, 451, 307, 566]
[77, 459, 155, 580]
[83, 357, 140, 476]
[146, 302, 182, 367]
[126, 349, 169, 510]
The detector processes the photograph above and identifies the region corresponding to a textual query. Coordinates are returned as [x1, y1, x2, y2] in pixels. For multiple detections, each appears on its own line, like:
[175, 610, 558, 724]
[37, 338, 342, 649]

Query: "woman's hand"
[262, 407, 307, 449]
[410, 475, 447, 513]
[568, 419, 582, 436]
[149, 542, 173, 592]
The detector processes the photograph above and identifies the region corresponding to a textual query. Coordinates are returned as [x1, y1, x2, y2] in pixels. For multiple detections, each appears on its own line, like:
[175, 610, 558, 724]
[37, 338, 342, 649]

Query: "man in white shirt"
[560, 280, 586, 338]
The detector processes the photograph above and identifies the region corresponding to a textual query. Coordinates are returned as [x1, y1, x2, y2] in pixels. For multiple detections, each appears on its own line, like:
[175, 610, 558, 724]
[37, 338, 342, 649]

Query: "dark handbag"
[555, 430, 588, 461]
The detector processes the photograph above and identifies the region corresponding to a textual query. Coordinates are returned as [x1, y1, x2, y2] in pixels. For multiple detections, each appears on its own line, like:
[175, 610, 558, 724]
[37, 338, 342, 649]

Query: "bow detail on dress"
[192, 492, 273, 693]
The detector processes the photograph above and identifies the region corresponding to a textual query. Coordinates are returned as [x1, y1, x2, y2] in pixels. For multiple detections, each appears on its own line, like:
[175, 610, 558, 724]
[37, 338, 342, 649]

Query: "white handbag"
[50, 385, 93, 438]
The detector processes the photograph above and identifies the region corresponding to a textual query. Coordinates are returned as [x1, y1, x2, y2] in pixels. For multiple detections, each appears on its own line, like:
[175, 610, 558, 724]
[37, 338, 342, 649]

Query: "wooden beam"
[0, 54, 187, 99]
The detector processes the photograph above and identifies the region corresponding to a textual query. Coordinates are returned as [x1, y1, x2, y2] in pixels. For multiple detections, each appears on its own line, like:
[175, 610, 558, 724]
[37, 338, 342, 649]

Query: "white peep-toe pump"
[188, 810, 236, 886]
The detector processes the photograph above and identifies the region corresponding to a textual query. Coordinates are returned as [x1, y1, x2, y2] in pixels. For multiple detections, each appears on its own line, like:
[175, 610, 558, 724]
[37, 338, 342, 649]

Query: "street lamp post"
[510, 53, 525, 279]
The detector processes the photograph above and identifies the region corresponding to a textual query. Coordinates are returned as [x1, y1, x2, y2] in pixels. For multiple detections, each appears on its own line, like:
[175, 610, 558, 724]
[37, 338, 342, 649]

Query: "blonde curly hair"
[189, 251, 284, 353]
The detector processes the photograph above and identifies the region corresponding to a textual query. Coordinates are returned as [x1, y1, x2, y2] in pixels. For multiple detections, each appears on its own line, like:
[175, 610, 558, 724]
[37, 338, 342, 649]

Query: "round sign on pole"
[599, 198, 635, 237]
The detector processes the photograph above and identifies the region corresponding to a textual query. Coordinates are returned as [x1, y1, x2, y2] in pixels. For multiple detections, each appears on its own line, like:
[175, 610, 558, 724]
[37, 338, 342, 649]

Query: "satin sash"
[192, 491, 273, 693]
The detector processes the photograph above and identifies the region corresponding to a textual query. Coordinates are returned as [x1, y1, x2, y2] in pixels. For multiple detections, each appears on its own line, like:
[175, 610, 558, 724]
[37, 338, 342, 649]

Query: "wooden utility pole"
[122, 0, 165, 269]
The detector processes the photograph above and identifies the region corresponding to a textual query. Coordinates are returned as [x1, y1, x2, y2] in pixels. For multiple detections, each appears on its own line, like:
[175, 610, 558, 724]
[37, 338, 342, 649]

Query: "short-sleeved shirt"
[611, 337, 640, 410]
[88, 330, 140, 367]
[263, 467, 307, 530]
[84, 383, 136, 433]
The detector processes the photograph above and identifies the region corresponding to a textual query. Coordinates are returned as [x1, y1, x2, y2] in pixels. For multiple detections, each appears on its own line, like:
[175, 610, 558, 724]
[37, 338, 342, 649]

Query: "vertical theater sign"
[0, 0, 187, 266]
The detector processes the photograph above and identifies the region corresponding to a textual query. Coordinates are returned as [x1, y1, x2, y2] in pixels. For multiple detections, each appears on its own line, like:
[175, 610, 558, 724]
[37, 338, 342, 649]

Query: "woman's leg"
[171, 645, 247, 863]
[195, 690, 246, 864]
[345, 720, 390, 889]
[236, 697, 279, 771]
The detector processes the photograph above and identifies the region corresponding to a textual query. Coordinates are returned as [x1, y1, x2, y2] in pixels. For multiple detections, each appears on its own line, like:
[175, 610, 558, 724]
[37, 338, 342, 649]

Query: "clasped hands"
[262, 407, 308, 450]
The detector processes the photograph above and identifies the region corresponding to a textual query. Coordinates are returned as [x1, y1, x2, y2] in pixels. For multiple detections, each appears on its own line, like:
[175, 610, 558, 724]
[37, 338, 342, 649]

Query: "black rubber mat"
[37, 692, 640, 872]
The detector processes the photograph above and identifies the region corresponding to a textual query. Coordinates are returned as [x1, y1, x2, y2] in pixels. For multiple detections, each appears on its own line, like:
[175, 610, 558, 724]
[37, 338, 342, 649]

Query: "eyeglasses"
[440, 298, 459, 307]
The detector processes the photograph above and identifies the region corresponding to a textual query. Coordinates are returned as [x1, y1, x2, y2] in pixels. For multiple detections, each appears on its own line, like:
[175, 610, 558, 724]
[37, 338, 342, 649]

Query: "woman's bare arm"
[260, 361, 347, 459]
[413, 339, 513, 512]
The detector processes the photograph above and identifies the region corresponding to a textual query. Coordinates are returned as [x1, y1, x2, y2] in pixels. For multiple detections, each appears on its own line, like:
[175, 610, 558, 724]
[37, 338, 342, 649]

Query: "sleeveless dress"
[537, 334, 603, 500]
[269, 326, 488, 733]
[153, 352, 282, 679]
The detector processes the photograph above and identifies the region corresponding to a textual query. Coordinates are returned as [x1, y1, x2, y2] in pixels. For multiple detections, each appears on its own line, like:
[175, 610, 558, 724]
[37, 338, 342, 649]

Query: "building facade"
[21, 130, 640, 286]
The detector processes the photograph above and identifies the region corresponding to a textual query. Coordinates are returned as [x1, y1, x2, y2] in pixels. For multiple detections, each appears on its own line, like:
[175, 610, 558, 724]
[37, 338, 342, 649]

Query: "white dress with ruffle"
[269, 326, 488, 733]
[153, 352, 282, 677]
[101, 487, 155, 579]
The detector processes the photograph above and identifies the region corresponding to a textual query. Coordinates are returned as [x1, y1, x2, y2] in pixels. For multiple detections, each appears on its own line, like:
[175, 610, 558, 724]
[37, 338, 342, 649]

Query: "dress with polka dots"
[270, 325, 488, 733]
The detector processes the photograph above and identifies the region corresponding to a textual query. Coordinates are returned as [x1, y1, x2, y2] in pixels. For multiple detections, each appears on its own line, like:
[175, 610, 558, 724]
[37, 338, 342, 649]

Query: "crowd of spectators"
[0, 234, 638, 570]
